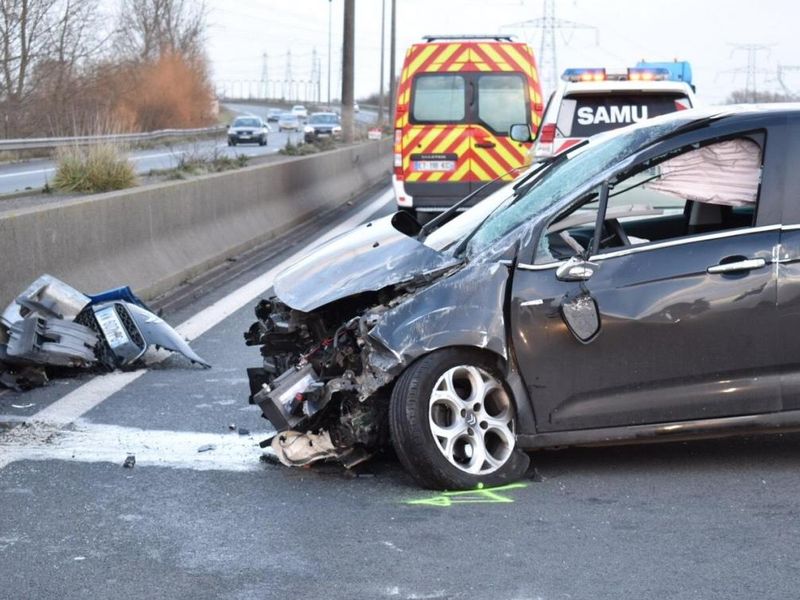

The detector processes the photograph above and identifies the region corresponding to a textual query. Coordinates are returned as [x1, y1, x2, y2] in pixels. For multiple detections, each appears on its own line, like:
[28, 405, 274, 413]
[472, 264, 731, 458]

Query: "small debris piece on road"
[197, 444, 216, 453]
[238, 427, 250, 436]
[122, 455, 136, 469]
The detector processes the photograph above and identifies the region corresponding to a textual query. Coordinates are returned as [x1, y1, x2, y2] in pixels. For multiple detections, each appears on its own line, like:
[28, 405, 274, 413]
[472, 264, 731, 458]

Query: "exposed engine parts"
[245, 296, 394, 468]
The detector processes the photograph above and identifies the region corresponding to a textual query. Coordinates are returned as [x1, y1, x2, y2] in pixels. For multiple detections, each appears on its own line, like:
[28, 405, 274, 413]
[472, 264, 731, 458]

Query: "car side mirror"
[556, 256, 597, 282]
[509, 123, 532, 143]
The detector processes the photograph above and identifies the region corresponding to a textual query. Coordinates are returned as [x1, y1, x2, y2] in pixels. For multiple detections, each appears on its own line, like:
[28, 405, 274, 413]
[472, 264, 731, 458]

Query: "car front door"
[510, 133, 782, 433]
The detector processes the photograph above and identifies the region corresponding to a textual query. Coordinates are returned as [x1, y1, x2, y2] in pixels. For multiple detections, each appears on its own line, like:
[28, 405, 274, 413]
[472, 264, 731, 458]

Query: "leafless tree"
[726, 89, 797, 104]
[0, 0, 57, 106]
[115, 0, 207, 61]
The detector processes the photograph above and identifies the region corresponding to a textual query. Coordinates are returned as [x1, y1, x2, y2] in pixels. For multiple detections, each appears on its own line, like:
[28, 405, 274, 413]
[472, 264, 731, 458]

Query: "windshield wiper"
[417, 166, 519, 241]
[513, 139, 590, 198]
[418, 139, 590, 242]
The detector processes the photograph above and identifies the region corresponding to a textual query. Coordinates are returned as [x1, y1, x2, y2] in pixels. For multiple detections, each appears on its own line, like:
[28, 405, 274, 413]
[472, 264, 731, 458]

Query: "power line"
[776, 64, 800, 97]
[724, 43, 773, 102]
[503, 0, 597, 94]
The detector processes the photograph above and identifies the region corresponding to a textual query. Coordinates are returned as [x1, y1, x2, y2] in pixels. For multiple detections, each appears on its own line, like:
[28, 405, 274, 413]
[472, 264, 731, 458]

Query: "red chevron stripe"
[440, 46, 470, 72]
[496, 137, 527, 164]
[469, 44, 503, 72]
[413, 43, 452, 74]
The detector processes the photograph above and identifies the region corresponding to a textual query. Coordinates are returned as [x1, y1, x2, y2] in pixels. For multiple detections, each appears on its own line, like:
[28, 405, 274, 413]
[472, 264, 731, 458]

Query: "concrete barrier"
[0, 139, 391, 309]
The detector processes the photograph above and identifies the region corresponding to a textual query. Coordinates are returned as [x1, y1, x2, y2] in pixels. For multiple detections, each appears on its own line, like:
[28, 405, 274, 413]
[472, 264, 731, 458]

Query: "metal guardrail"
[0, 126, 227, 152]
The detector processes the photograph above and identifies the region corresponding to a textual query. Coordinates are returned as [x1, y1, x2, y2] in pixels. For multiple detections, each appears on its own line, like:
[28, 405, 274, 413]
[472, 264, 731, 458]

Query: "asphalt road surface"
[0, 102, 377, 195]
[1, 186, 799, 600]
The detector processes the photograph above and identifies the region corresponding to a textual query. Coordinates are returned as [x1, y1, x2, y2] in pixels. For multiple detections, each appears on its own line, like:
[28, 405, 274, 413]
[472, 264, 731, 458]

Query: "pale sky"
[205, 0, 800, 105]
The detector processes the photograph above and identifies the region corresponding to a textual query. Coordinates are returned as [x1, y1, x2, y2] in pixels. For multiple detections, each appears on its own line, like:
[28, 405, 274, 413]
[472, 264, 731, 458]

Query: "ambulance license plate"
[414, 160, 455, 172]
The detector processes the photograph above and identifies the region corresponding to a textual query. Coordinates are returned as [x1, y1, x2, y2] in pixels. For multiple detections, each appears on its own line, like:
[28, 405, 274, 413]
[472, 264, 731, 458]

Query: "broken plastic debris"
[123, 455, 136, 469]
[271, 430, 338, 467]
[10, 403, 35, 409]
[0, 275, 210, 391]
[197, 444, 216, 453]
[238, 428, 250, 436]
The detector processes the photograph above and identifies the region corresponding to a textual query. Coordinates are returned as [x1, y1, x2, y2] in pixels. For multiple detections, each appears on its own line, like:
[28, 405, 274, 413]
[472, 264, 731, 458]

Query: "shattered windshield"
[464, 117, 701, 257]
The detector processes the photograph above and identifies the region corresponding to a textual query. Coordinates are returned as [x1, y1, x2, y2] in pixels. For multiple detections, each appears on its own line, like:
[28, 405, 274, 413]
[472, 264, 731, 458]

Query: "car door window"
[539, 135, 764, 262]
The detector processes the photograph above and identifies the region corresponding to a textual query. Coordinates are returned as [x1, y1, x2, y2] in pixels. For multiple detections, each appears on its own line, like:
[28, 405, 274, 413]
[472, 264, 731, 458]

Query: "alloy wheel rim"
[428, 365, 515, 475]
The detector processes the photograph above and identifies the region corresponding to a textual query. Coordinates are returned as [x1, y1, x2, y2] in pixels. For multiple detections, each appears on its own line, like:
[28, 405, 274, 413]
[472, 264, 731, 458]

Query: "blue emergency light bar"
[636, 60, 693, 85]
[562, 61, 693, 85]
[627, 67, 670, 81]
[561, 68, 606, 82]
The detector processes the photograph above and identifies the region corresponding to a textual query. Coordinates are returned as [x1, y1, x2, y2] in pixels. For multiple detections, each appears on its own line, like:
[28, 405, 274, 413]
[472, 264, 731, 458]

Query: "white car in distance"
[291, 105, 308, 120]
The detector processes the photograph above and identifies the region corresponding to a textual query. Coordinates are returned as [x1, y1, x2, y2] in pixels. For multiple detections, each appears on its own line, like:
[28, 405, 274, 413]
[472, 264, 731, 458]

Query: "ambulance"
[531, 60, 697, 160]
[392, 35, 544, 218]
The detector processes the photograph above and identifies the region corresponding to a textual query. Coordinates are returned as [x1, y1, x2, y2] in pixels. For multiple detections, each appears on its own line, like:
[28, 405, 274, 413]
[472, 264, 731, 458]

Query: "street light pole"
[327, 0, 333, 107]
[388, 0, 397, 123]
[378, 0, 386, 125]
[341, 0, 355, 143]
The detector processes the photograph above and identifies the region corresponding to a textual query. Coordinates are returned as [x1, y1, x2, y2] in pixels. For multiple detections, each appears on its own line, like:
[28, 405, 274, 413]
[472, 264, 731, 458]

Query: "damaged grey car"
[246, 105, 800, 489]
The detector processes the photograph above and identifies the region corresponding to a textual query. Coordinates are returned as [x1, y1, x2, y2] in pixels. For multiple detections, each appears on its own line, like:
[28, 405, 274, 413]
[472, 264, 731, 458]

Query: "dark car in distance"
[303, 112, 342, 143]
[245, 104, 800, 489]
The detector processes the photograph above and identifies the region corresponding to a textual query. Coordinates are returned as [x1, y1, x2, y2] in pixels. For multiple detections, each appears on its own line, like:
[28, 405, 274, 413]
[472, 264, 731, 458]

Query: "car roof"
[560, 80, 695, 95]
[309, 112, 337, 117]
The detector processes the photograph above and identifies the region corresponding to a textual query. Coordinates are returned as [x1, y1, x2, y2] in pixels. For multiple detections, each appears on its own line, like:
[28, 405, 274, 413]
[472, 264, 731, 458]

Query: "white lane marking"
[0, 167, 54, 178]
[0, 149, 196, 181]
[130, 150, 187, 161]
[6, 188, 392, 445]
[0, 421, 268, 472]
[176, 188, 392, 341]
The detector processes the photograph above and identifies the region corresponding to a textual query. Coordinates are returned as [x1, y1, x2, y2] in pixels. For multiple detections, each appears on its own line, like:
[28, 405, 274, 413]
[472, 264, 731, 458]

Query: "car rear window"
[557, 93, 691, 137]
[234, 118, 260, 127]
[411, 74, 466, 122]
[477, 73, 528, 134]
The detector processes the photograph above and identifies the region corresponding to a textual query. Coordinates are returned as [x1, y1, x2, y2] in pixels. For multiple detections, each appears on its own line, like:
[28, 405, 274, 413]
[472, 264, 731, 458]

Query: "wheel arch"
[386, 344, 537, 436]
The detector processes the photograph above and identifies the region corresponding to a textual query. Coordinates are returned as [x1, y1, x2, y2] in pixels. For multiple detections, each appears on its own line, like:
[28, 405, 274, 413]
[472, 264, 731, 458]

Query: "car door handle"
[475, 141, 495, 149]
[707, 258, 766, 274]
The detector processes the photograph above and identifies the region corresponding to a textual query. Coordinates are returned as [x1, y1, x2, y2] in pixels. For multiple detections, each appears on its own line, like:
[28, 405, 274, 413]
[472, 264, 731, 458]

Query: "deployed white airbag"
[645, 138, 761, 207]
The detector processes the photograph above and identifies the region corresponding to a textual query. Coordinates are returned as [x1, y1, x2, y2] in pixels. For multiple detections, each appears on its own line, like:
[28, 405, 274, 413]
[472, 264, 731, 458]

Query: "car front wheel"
[389, 349, 529, 489]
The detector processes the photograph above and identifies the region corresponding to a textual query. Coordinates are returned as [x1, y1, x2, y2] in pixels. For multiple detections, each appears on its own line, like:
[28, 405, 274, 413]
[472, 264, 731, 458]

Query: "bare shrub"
[52, 143, 136, 192]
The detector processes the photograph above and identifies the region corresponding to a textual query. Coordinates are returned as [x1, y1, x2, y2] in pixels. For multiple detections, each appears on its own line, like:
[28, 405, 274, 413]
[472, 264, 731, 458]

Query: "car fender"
[368, 261, 509, 368]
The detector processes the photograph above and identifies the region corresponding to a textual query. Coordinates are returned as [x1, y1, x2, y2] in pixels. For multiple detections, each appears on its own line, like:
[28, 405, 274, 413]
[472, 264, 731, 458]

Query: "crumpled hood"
[274, 212, 459, 312]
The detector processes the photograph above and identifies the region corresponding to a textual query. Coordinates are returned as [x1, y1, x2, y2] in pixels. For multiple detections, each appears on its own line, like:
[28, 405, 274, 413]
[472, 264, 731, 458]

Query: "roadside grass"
[52, 144, 136, 193]
[280, 136, 336, 156]
[149, 146, 249, 180]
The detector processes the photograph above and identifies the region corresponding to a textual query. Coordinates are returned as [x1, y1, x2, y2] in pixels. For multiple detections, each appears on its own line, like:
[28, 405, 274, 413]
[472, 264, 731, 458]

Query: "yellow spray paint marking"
[404, 482, 528, 507]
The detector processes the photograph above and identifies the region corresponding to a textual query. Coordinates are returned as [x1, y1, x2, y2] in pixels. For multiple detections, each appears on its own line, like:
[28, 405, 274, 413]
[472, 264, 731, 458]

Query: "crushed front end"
[244, 294, 402, 468]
